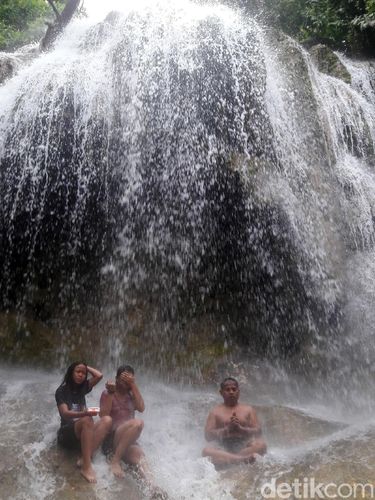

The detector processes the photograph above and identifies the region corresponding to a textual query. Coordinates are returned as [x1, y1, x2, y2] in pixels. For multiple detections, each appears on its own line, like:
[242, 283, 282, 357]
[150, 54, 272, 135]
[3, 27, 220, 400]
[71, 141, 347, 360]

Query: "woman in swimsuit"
[100, 364, 146, 479]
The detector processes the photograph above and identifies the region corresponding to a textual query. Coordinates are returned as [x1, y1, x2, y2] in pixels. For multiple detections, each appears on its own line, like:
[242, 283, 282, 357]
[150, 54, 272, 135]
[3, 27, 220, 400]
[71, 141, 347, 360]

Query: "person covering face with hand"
[100, 365, 168, 499]
[100, 365, 146, 479]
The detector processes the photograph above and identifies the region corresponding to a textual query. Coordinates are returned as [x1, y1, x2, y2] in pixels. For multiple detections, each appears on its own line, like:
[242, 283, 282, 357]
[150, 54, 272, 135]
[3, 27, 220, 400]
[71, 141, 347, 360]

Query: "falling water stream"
[0, 0, 375, 498]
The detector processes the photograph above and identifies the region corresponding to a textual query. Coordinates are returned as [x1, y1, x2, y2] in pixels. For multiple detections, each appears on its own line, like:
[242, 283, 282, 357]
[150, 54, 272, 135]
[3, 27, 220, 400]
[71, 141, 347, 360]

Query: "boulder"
[309, 44, 351, 84]
[14, 43, 40, 64]
[0, 44, 39, 85]
[0, 312, 60, 365]
[0, 53, 19, 84]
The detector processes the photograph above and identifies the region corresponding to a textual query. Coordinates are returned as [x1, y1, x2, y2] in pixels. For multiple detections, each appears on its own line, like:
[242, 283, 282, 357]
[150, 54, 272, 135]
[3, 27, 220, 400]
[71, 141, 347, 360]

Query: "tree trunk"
[40, 0, 81, 51]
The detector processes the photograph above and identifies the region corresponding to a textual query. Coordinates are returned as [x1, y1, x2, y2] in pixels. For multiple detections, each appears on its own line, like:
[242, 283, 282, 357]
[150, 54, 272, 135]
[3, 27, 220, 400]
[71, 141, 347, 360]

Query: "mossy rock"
[224, 408, 374, 500]
[257, 405, 345, 446]
[309, 44, 351, 84]
[104, 299, 232, 383]
[0, 53, 18, 84]
[0, 312, 60, 365]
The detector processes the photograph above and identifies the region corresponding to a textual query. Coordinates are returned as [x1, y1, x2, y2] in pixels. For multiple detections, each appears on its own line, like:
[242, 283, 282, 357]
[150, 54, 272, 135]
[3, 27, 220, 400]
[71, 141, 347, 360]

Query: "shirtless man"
[202, 377, 266, 465]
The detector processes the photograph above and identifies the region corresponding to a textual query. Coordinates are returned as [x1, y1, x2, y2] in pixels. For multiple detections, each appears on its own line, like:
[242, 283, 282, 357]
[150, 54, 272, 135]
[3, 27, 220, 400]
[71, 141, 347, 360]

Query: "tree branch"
[41, 0, 81, 51]
[47, 0, 62, 23]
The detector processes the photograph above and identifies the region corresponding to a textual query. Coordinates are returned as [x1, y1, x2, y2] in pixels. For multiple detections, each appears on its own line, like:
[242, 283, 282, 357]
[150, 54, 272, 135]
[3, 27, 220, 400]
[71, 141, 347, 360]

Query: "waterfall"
[1, 3, 375, 499]
[0, 0, 374, 387]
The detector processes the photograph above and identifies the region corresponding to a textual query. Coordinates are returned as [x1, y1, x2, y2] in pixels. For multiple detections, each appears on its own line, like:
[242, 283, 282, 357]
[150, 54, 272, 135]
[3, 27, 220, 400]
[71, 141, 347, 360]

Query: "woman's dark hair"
[63, 361, 88, 387]
[116, 365, 134, 378]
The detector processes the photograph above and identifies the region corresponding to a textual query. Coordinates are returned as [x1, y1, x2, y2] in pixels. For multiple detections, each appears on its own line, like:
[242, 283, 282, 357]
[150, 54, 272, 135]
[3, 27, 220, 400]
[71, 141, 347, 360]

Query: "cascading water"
[0, 0, 375, 498]
[0, 1, 344, 366]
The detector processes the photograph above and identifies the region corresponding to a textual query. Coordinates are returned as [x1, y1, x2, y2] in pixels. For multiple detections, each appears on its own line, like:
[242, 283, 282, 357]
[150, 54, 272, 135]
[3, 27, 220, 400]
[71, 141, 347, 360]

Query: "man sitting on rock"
[202, 377, 266, 465]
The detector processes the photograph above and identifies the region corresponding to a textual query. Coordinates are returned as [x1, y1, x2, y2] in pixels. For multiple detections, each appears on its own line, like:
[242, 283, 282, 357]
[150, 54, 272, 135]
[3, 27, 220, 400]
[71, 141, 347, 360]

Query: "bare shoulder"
[238, 403, 256, 414]
[241, 404, 261, 427]
[209, 403, 225, 415]
[207, 403, 230, 420]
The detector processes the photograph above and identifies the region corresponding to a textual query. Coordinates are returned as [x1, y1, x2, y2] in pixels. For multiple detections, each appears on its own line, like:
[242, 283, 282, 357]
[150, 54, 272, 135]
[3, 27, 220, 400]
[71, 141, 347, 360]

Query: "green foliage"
[0, 0, 47, 31]
[353, 0, 375, 28]
[263, 0, 375, 53]
[268, 0, 309, 36]
[0, 0, 49, 50]
[304, 0, 353, 43]
[0, 0, 68, 51]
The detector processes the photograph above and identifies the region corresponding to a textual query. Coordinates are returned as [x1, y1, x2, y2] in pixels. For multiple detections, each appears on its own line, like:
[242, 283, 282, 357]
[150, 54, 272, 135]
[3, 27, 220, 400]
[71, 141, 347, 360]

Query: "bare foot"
[80, 465, 97, 483]
[111, 461, 125, 478]
[76, 457, 83, 468]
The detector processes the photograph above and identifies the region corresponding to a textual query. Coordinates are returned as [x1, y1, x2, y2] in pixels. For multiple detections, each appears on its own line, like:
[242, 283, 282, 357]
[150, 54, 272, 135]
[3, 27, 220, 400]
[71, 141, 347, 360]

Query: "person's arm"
[204, 410, 228, 441]
[87, 365, 103, 390]
[99, 383, 115, 417]
[232, 408, 261, 437]
[121, 372, 145, 412]
[129, 382, 145, 413]
[58, 403, 97, 420]
[55, 386, 98, 419]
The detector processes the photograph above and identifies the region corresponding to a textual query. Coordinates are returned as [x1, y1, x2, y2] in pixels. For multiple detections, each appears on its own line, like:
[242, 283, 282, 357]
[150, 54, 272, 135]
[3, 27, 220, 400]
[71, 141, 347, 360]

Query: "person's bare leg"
[74, 417, 96, 483]
[202, 446, 255, 466]
[111, 419, 144, 478]
[76, 416, 112, 467]
[125, 446, 168, 499]
[92, 416, 112, 453]
[238, 438, 267, 458]
[124, 445, 152, 482]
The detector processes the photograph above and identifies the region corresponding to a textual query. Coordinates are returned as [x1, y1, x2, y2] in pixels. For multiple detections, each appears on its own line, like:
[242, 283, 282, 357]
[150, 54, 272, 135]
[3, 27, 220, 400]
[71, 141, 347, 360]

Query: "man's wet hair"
[116, 365, 134, 378]
[220, 377, 239, 389]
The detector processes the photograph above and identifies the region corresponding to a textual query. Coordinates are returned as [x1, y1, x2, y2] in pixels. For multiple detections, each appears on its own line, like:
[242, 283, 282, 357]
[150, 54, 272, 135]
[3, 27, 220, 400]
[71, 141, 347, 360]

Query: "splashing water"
[0, 6, 375, 498]
[0, 0, 374, 390]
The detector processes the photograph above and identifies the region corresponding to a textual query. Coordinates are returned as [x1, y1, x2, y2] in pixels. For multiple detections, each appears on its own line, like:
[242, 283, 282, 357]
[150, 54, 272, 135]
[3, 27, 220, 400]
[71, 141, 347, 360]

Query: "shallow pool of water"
[0, 365, 374, 500]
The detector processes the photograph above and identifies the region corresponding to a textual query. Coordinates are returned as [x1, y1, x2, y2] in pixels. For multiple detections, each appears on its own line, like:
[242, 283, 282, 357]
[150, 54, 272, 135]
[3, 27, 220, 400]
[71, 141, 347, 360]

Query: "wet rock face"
[1, 7, 365, 369]
[309, 44, 352, 84]
[0, 54, 18, 84]
[258, 405, 345, 446]
[0, 9, 313, 362]
[0, 365, 365, 500]
[0, 45, 40, 86]
[0, 312, 60, 365]
[225, 404, 375, 500]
